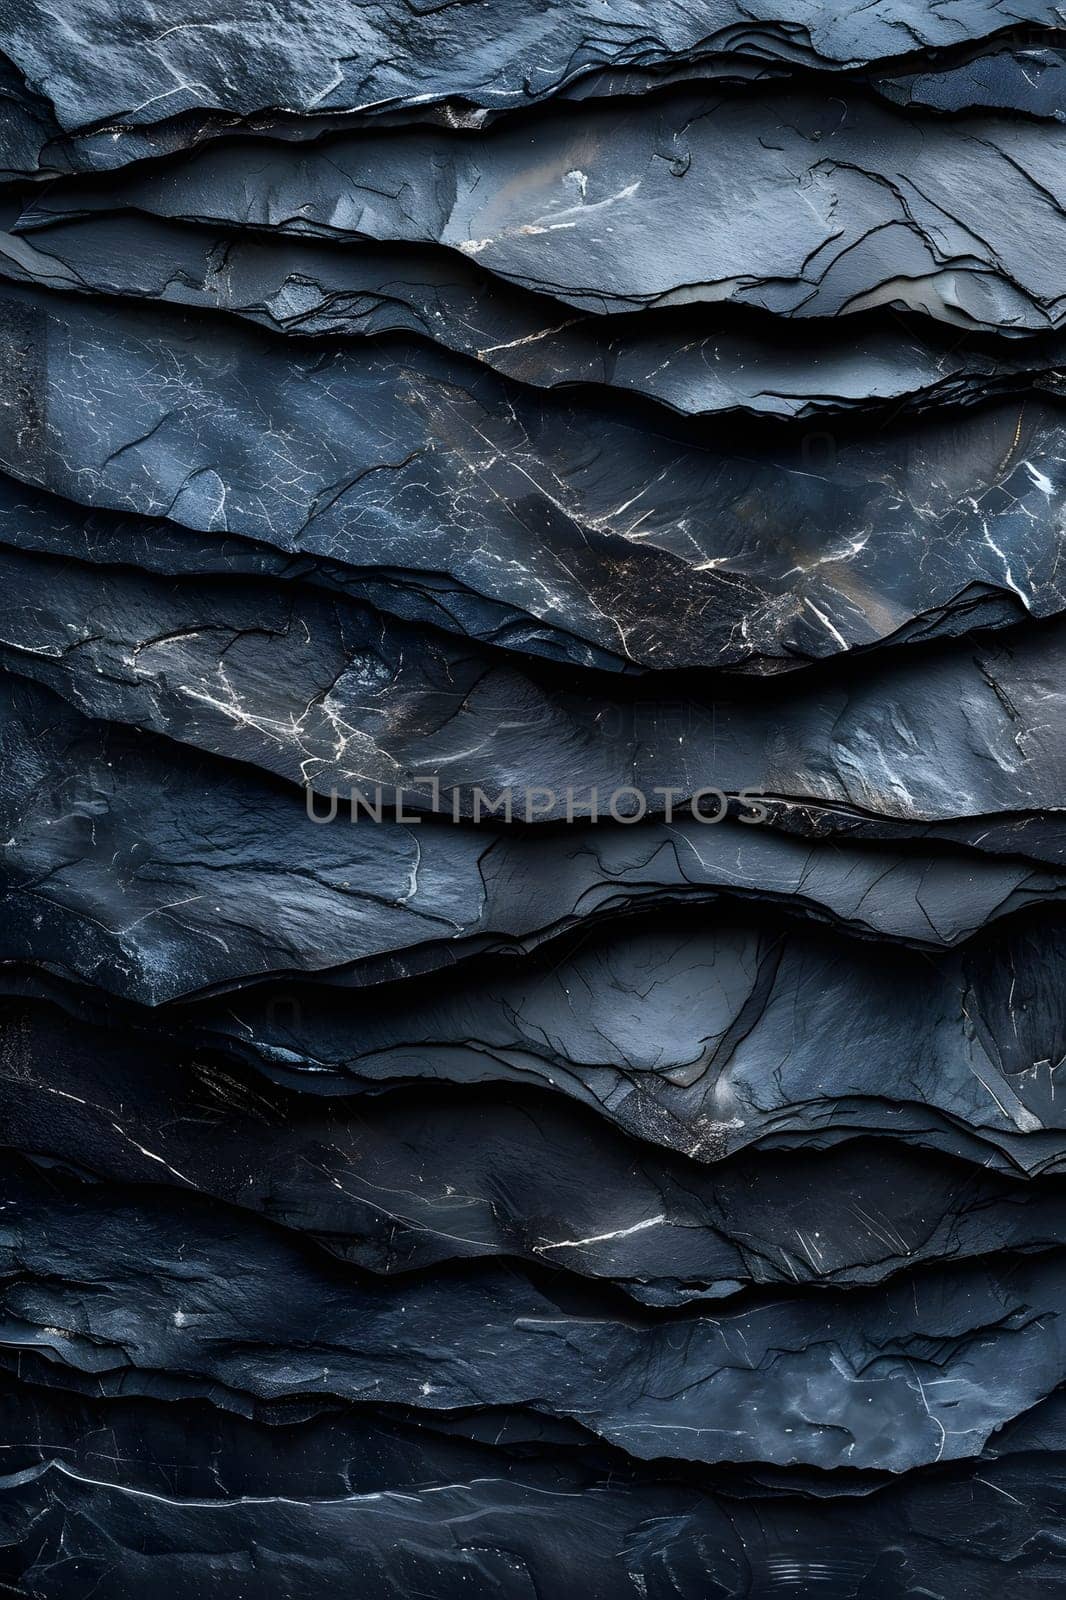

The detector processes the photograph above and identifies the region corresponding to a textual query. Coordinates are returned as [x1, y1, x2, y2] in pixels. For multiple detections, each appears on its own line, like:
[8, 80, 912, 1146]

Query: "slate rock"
[8, 213, 1066, 420]
[28, 88, 1066, 329]
[0, 288, 1062, 673]
[3, 998, 1066, 1304]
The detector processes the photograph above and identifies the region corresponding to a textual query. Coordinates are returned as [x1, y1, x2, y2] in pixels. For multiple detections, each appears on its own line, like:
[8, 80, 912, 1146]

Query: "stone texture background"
[0, 5, 1064, 1594]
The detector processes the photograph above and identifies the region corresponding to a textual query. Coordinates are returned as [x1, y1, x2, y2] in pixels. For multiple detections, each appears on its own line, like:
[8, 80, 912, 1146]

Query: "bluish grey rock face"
[0, 6, 1065, 1598]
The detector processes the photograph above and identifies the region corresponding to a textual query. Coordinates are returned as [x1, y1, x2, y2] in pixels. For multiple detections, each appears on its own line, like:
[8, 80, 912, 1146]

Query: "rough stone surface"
[0, 9, 1065, 1596]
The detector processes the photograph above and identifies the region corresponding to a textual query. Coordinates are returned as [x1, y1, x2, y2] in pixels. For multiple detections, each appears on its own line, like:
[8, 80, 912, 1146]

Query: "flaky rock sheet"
[0, 7, 1065, 1597]
[2, 0, 1065, 175]
[8, 214, 1066, 421]
[24, 88, 1066, 327]
[0, 289, 1063, 672]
